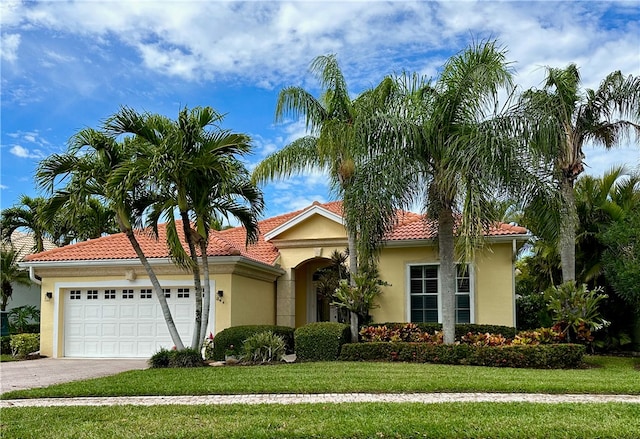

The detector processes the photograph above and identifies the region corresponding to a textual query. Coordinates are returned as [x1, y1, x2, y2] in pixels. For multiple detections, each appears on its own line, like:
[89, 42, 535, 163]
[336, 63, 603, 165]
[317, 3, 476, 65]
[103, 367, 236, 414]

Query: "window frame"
[405, 262, 475, 324]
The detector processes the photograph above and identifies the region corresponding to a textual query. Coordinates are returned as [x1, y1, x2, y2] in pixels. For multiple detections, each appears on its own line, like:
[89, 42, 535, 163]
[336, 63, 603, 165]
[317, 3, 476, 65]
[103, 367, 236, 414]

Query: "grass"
[2, 402, 639, 438]
[0, 354, 19, 362]
[2, 355, 638, 399]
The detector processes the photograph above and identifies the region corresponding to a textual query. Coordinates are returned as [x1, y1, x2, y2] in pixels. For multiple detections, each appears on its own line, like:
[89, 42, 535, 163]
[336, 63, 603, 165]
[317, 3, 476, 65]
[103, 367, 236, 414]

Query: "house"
[5, 231, 57, 311]
[22, 201, 528, 358]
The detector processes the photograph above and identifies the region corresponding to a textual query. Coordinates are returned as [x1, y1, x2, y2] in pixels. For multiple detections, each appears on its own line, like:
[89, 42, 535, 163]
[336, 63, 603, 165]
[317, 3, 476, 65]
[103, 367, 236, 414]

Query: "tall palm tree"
[1, 195, 49, 253]
[105, 106, 263, 348]
[0, 246, 32, 311]
[350, 40, 548, 344]
[253, 55, 360, 277]
[36, 129, 186, 349]
[253, 55, 400, 341]
[520, 65, 640, 282]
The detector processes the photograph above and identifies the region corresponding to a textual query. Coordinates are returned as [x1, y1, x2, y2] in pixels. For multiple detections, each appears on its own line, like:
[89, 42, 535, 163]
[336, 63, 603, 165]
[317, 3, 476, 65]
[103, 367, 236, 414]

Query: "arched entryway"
[294, 255, 349, 327]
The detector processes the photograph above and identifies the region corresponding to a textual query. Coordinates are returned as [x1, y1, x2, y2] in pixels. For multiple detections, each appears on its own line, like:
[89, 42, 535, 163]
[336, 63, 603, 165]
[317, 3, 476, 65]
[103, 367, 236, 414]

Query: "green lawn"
[2, 355, 638, 399]
[2, 356, 638, 438]
[2, 402, 639, 438]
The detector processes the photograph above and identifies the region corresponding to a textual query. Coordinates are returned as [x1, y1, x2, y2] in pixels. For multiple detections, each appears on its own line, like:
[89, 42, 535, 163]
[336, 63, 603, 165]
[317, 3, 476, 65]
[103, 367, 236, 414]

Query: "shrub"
[170, 348, 205, 368]
[512, 327, 564, 345]
[1, 335, 11, 354]
[460, 332, 509, 346]
[517, 292, 553, 330]
[148, 348, 172, 368]
[10, 333, 40, 358]
[241, 331, 286, 363]
[545, 282, 609, 343]
[295, 322, 350, 361]
[362, 323, 516, 342]
[339, 342, 585, 369]
[212, 325, 295, 361]
[148, 347, 205, 368]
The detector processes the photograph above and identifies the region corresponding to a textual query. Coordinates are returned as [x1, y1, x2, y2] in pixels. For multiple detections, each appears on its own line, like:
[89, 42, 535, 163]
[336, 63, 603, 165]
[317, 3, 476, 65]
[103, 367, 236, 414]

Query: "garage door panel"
[67, 306, 83, 319]
[137, 322, 155, 336]
[102, 305, 118, 319]
[64, 287, 198, 358]
[101, 342, 119, 356]
[84, 323, 100, 337]
[102, 323, 117, 337]
[119, 306, 136, 319]
[174, 303, 192, 318]
[85, 305, 101, 319]
[137, 304, 155, 319]
[119, 322, 136, 336]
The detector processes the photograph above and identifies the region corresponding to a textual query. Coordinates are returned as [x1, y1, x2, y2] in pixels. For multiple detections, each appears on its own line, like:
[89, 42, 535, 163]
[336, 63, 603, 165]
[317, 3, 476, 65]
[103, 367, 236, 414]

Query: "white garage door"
[64, 287, 196, 358]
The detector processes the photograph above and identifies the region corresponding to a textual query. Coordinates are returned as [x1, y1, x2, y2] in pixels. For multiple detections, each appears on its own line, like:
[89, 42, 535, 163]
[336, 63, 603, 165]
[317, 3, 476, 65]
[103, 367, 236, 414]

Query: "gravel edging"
[2, 392, 640, 407]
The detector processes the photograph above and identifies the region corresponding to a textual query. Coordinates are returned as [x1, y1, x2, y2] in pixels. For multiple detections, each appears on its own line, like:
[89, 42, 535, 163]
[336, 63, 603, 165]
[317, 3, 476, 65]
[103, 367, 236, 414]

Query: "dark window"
[177, 288, 190, 298]
[409, 264, 472, 324]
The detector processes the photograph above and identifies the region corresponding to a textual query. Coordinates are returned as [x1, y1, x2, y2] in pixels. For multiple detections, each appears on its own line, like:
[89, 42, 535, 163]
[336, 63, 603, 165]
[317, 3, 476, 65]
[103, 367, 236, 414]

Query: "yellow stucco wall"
[368, 242, 515, 326]
[374, 246, 438, 323]
[274, 214, 347, 241]
[474, 243, 516, 326]
[228, 274, 276, 327]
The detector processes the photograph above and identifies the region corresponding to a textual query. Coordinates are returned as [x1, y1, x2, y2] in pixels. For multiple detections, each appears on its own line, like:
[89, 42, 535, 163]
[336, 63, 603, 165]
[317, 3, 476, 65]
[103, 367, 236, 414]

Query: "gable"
[264, 203, 346, 242]
[270, 213, 347, 241]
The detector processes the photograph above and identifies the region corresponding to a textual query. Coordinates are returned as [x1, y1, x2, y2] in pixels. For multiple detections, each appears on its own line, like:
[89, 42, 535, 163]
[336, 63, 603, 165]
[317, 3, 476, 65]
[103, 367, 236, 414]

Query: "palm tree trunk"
[347, 226, 358, 285]
[118, 218, 184, 349]
[439, 206, 456, 345]
[559, 177, 577, 283]
[198, 239, 212, 348]
[180, 212, 203, 349]
[346, 225, 359, 342]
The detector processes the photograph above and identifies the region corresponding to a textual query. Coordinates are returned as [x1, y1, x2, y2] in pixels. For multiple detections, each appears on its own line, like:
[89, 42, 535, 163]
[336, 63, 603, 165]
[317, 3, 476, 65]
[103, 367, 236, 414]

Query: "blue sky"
[1, 1, 639, 221]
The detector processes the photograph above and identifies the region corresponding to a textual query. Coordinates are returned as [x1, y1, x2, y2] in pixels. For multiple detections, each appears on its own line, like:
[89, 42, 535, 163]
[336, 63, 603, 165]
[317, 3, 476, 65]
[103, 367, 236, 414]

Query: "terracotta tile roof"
[24, 201, 527, 264]
[384, 214, 528, 241]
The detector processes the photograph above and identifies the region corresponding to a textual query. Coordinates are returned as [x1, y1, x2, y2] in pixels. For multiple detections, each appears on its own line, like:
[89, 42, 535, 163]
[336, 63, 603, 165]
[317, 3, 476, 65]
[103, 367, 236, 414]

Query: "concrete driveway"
[0, 358, 148, 395]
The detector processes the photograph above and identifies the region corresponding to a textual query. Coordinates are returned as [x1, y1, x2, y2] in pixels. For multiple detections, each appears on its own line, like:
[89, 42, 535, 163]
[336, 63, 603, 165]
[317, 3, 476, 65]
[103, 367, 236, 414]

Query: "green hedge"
[375, 323, 517, 339]
[9, 333, 40, 358]
[212, 325, 295, 360]
[148, 348, 205, 368]
[339, 342, 585, 369]
[295, 322, 351, 362]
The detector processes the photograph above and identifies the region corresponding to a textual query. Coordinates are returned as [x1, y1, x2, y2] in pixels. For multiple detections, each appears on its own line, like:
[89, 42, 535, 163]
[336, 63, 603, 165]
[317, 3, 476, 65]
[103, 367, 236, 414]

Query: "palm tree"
[574, 166, 640, 283]
[253, 55, 399, 341]
[0, 246, 32, 311]
[253, 55, 360, 277]
[36, 129, 186, 349]
[105, 106, 263, 348]
[1, 195, 49, 253]
[350, 40, 547, 344]
[520, 65, 640, 283]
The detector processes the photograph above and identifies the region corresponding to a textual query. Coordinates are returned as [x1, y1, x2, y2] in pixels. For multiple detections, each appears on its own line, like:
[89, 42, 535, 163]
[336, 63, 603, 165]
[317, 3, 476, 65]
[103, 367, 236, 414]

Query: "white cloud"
[0, 184, 8, 190]
[3, 1, 637, 89]
[10, 145, 45, 159]
[1, 33, 21, 62]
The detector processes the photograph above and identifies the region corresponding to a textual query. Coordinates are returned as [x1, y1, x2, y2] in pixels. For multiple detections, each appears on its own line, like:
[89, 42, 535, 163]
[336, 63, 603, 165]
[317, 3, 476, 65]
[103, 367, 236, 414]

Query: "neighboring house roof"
[23, 201, 528, 265]
[9, 231, 57, 261]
